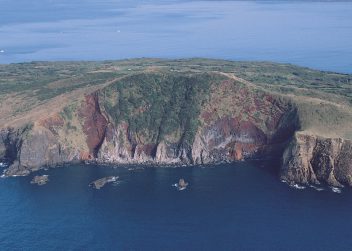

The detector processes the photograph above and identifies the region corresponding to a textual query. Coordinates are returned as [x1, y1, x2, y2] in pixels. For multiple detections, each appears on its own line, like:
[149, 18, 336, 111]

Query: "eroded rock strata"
[281, 133, 352, 187]
[0, 60, 351, 187]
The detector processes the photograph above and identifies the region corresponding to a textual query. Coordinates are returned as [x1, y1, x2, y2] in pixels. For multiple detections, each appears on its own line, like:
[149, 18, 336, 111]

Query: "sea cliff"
[0, 59, 351, 186]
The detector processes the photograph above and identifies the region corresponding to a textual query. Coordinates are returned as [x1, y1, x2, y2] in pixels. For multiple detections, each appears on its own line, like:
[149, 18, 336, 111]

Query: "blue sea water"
[0, 0, 352, 73]
[1, 161, 352, 250]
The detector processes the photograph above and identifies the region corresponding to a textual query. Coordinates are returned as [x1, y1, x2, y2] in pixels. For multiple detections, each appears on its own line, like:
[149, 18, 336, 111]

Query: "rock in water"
[30, 175, 49, 185]
[177, 178, 188, 190]
[89, 176, 119, 189]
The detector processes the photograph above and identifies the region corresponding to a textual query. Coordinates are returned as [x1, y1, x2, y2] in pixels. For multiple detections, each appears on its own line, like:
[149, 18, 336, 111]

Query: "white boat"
[0, 50, 4, 53]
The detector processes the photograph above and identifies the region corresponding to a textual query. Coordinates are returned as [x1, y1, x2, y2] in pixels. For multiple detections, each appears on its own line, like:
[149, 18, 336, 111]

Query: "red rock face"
[38, 115, 64, 135]
[208, 117, 267, 144]
[199, 79, 297, 163]
[79, 92, 107, 157]
[227, 142, 259, 160]
[202, 116, 267, 161]
[80, 151, 93, 160]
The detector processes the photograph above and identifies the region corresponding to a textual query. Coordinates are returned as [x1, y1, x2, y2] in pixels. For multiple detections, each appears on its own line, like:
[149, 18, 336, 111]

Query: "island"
[89, 176, 119, 189]
[176, 178, 189, 191]
[30, 175, 49, 185]
[0, 58, 351, 188]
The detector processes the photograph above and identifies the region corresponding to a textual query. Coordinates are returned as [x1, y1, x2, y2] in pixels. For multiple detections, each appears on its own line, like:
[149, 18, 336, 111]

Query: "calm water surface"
[1, 162, 352, 250]
[0, 0, 351, 73]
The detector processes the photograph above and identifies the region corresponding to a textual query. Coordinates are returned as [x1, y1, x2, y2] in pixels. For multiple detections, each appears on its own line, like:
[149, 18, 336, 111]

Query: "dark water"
[0, 0, 352, 73]
[1, 161, 352, 250]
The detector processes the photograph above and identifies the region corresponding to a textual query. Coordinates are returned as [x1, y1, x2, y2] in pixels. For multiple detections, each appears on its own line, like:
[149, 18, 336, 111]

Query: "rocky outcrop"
[31, 175, 49, 185]
[3, 127, 69, 176]
[281, 133, 352, 187]
[192, 117, 267, 164]
[89, 176, 118, 189]
[0, 69, 351, 189]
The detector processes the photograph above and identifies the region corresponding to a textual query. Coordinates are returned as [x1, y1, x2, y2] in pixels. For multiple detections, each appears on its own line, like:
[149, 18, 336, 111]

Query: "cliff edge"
[0, 59, 351, 186]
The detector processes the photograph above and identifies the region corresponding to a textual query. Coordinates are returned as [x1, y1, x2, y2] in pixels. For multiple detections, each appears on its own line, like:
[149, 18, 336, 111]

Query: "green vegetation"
[21, 122, 34, 140]
[229, 62, 352, 105]
[66, 122, 77, 132]
[1, 58, 350, 104]
[0, 61, 124, 101]
[60, 103, 80, 121]
[101, 72, 225, 144]
[1, 58, 351, 139]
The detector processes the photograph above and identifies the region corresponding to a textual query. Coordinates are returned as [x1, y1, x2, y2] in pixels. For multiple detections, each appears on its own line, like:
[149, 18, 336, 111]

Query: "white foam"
[112, 181, 122, 186]
[290, 183, 306, 190]
[309, 185, 324, 191]
[330, 187, 342, 194]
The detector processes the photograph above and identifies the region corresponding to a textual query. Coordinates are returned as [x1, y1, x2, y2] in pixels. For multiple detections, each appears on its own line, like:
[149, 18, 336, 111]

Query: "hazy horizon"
[1, 0, 351, 73]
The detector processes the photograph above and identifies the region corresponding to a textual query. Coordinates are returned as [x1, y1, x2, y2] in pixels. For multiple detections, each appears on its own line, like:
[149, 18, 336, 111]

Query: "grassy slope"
[0, 58, 351, 139]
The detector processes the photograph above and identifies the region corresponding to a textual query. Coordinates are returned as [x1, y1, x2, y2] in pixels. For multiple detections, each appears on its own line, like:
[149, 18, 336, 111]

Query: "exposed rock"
[78, 92, 108, 158]
[20, 128, 63, 169]
[281, 133, 352, 187]
[89, 176, 119, 189]
[173, 178, 189, 190]
[0, 65, 351, 188]
[4, 161, 30, 176]
[30, 175, 49, 185]
[98, 123, 134, 163]
[38, 115, 64, 135]
[0, 128, 23, 162]
[178, 178, 188, 188]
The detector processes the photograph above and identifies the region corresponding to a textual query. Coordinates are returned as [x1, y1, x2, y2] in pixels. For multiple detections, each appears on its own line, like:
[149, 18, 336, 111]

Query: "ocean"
[1, 1, 352, 250]
[1, 161, 352, 250]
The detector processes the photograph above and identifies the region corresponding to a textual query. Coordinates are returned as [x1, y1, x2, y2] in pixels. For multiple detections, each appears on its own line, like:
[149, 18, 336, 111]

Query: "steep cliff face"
[0, 128, 23, 162]
[0, 60, 351, 187]
[281, 133, 352, 187]
[191, 78, 298, 164]
[78, 92, 108, 158]
[0, 124, 71, 176]
[1, 72, 298, 175]
[94, 73, 298, 166]
[4, 128, 68, 176]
